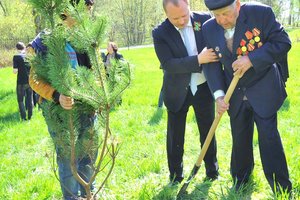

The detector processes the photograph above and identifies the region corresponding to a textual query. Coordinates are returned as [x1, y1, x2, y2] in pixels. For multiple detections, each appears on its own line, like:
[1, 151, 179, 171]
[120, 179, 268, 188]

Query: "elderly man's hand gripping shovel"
[177, 74, 240, 197]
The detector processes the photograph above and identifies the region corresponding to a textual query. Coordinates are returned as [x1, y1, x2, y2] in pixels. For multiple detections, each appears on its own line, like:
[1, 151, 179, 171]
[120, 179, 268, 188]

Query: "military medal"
[237, 28, 262, 56]
[245, 31, 253, 40]
[240, 39, 246, 46]
[247, 43, 255, 51]
[236, 47, 242, 55]
[241, 46, 247, 52]
[252, 28, 261, 36]
[214, 46, 222, 58]
[254, 36, 260, 42]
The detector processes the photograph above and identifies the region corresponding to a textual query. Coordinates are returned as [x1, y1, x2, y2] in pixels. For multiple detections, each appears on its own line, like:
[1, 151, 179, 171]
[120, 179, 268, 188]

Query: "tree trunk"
[288, 0, 293, 25]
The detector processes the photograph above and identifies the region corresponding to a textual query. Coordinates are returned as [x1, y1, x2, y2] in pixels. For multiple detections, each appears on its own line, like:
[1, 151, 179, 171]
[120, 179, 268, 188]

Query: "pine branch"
[27, 0, 66, 28]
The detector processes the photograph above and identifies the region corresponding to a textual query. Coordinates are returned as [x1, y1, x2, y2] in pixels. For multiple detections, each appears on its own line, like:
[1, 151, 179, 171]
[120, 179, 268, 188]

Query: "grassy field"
[0, 31, 299, 200]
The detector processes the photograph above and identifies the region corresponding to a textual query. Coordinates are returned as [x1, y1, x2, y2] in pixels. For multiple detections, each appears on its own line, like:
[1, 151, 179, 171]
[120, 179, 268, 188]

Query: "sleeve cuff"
[52, 90, 60, 103]
[213, 90, 225, 100]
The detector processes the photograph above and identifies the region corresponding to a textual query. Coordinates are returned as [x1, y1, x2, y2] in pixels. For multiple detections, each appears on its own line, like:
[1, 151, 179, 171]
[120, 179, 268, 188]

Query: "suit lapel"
[232, 11, 249, 55]
[165, 19, 188, 55]
[215, 25, 232, 58]
[191, 14, 202, 53]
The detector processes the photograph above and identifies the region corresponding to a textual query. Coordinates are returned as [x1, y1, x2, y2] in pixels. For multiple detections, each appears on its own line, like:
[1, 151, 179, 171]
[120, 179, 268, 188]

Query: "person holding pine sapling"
[28, 0, 131, 199]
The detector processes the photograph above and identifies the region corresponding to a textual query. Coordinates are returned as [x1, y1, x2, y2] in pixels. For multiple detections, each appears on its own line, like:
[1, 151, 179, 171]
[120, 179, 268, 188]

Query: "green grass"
[1, 32, 300, 199]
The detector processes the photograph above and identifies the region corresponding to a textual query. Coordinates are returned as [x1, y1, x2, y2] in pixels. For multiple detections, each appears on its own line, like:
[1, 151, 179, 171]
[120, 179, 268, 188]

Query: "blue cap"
[204, 0, 235, 10]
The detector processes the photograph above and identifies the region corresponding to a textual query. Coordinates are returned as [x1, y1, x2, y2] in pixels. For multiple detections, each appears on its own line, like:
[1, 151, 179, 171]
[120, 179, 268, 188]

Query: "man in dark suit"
[152, 0, 219, 184]
[202, 0, 292, 193]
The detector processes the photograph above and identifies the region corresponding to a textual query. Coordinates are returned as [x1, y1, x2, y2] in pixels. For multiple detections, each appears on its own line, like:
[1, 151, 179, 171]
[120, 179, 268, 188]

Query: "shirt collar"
[224, 27, 235, 39]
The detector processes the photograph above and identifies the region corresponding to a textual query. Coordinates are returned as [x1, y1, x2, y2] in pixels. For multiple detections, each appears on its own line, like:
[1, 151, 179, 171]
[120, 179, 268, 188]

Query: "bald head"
[163, 0, 188, 12]
[163, 0, 190, 29]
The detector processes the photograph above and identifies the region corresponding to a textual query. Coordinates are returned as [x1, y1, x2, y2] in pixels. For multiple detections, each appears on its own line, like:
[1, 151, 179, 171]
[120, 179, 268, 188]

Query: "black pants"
[158, 85, 164, 108]
[230, 100, 292, 192]
[167, 82, 218, 182]
[17, 84, 33, 120]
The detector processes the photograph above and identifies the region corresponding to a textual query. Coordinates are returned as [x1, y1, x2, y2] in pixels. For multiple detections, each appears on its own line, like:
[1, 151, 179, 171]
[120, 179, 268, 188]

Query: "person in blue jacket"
[202, 0, 292, 193]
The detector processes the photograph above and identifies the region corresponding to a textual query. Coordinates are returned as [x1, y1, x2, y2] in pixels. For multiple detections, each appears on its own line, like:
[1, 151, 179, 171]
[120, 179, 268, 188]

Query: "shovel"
[177, 74, 240, 197]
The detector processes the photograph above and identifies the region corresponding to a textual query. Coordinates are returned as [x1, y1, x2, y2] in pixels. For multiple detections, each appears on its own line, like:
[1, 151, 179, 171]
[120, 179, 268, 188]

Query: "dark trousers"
[158, 86, 164, 108]
[167, 82, 218, 182]
[17, 84, 33, 120]
[230, 100, 292, 192]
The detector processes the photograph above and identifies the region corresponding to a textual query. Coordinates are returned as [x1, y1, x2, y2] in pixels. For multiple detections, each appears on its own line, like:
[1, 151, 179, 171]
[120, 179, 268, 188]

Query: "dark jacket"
[202, 3, 291, 118]
[13, 53, 30, 85]
[152, 12, 211, 112]
[101, 52, 123, 63]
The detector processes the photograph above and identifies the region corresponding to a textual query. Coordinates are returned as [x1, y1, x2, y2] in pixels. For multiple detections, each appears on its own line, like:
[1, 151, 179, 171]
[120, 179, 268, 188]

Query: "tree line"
[0, 0, 299, 50]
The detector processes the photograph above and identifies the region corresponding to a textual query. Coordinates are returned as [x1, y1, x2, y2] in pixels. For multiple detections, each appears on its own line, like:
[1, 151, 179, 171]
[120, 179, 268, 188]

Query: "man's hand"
[59, 94, 74, 110]
[216, 96, 229, 115]
[232, 55, 253, 77]
[198, 47, 219, 64]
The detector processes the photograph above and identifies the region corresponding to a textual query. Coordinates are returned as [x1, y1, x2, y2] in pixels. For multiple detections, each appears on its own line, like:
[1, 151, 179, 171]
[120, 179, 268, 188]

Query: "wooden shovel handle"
[195, 75, 240, 167]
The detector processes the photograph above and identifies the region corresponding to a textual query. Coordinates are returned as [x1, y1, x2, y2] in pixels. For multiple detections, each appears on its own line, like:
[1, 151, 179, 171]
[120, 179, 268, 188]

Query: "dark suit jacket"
[153, 12, 211, 112]
[202, 3, 291, 118]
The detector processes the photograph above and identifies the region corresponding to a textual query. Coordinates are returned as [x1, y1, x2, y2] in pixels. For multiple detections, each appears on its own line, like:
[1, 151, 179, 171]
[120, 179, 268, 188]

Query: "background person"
[102, 41, 124, 76]
[13, 42, 33, 121]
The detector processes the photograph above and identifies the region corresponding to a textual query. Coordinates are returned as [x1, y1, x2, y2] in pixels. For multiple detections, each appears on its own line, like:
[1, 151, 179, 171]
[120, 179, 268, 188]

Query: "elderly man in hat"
[201, 0, 292, 194]
[152, 0, 220, 185]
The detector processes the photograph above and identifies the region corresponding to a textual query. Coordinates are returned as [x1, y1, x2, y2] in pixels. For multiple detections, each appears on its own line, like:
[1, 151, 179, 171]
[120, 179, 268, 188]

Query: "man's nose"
[218, 17, 226, 26]
[178, 18, 185, 26]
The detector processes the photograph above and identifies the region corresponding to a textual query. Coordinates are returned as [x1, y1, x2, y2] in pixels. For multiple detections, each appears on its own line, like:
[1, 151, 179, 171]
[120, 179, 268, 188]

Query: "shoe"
[168, 180, 181, 187]
[203, 175, 218, 182]
[168, 175, 183, 187]
[204, 172, 219, 182]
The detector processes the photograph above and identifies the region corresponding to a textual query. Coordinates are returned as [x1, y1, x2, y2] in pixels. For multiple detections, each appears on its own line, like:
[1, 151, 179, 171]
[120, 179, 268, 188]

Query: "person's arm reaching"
[29, 68, 74, 110]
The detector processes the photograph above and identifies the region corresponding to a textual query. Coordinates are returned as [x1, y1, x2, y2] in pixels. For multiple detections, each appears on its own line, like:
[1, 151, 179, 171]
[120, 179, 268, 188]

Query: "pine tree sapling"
[28, 1, 131, 199]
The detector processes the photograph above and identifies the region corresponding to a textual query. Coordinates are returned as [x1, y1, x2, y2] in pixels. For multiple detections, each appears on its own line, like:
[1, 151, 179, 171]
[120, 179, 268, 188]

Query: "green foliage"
[106, 59, 131, 105]
[26, 0, 66, 28]
[0, 0, 35, 47]
[0, 49, 14, 67]
[67, 6, 107, 51]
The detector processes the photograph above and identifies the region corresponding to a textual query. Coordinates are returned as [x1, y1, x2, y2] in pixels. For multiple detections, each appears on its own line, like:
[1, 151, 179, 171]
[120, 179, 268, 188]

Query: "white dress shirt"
[174, 18, 206, 95]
